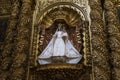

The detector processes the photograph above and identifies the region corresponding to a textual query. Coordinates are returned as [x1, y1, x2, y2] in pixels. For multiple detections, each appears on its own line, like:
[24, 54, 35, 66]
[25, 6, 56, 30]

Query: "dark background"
[118, 8, 120, 23]
[0, 18, 8, 42]
[0, 18, 8, 54]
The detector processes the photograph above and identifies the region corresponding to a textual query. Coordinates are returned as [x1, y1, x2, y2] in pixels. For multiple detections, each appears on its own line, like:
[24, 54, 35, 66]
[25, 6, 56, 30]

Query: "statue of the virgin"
[38, 24, 82, 64]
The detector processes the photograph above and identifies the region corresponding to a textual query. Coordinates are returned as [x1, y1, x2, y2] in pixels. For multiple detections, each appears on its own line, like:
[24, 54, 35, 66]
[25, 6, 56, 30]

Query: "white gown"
[53, 31, 65, 56]
[38, 28, 82, 64]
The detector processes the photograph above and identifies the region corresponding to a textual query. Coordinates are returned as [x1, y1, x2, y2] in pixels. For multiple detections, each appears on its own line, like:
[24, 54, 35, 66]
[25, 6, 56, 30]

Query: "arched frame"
[30, 2, 92, 67]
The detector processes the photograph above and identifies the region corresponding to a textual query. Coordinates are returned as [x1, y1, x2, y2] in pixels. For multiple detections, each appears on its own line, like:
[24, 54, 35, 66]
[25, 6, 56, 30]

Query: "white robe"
[53, 31, 65, 56]
[38, 29, 82, 64]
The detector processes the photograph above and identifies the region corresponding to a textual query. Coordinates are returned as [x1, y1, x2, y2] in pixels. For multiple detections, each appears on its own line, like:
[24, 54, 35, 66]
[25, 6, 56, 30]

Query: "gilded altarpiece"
[29, 0, 92, 80]
[0, 0, 120, 80]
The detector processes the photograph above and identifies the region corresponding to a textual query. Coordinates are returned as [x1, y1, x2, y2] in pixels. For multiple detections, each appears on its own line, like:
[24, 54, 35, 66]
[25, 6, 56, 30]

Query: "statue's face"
[58, 26, 62, 31]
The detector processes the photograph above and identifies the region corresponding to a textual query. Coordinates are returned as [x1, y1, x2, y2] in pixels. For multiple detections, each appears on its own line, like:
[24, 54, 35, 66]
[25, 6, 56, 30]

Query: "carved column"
[0, 0, 20, 79]
[9, 0, 33, 79]
[89, 0, 110, 80]
[104, 0, 120, 80]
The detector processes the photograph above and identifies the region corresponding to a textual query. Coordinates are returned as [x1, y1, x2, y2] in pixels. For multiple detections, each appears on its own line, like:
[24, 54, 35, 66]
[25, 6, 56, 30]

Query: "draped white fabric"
[53, 31, 66, 56]
[38, 27, 82, 64]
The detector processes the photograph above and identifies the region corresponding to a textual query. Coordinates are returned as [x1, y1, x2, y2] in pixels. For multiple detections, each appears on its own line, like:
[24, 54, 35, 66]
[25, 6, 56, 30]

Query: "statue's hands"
[62, 33, 68, 37]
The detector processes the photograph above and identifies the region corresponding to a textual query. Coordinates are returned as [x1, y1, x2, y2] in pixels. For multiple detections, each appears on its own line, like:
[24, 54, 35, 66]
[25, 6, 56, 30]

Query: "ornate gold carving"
[30, 1, 92, 79]
[31, 1, 91, 68]
[30, 26, 39, 66]
[89, 0, 110, 79]
[0, 0, 119, 80]
[104, 0, 120, 80]
[7, 0, 33, 79]
[34, 2, 88, 25]
[30, 64, 91, 80]
[40, 7, 81, 28]
[0, 0, 103, 80]
[0, 0, 12, 15]
[37, 0, 86, 14]
[82, 21, 91, 66]
[0, 0, 20, 79]
[115, 0, 120, 7]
